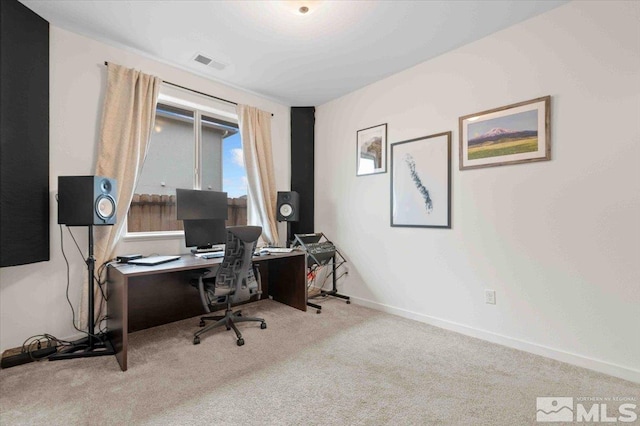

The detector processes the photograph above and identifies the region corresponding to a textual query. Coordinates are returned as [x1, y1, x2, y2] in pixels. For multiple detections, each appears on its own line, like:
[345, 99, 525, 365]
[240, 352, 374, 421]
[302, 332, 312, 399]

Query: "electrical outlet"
[485, 289, 496, 305]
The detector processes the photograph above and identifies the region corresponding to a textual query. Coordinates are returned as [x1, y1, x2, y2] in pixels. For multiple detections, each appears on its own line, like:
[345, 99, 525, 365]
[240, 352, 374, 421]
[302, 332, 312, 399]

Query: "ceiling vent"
[192, 53, 228, 71]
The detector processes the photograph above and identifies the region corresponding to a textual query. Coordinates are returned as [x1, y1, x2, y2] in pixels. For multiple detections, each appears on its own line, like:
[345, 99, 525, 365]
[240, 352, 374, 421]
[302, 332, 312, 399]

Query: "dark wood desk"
[107, 251, 306, 371]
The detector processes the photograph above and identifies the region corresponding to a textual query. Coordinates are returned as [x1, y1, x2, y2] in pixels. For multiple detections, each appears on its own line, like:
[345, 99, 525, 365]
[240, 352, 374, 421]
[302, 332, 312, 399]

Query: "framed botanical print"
[391, 131, 451, 228]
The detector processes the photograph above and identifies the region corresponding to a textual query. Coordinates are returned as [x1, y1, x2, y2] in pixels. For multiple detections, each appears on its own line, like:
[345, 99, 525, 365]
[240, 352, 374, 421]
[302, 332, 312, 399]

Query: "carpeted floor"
[0, 298, 638, 425]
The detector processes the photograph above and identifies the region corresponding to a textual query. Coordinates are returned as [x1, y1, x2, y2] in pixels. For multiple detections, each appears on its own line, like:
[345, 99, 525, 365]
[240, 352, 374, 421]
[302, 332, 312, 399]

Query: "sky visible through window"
[223, 132, 247, 198]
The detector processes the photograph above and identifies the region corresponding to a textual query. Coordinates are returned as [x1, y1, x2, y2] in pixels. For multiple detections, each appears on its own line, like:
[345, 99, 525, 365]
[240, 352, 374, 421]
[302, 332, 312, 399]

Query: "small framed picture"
[390, 131, 451, 228]
[459, 96, 551, 170]
[356, 123, 387, 176]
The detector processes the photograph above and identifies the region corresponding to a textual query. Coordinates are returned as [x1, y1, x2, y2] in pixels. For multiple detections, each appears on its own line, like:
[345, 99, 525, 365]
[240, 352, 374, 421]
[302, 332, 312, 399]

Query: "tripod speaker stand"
[49, 225, 115, 361]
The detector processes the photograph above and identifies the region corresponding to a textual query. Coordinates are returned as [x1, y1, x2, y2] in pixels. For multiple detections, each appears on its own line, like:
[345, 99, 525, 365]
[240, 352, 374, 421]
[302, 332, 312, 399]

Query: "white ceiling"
[21, 0, 566, 106]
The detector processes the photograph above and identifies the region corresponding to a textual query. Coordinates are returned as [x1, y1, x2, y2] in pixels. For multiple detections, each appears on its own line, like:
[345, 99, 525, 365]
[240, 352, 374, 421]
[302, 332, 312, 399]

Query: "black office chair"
[193, 226, 266, 346]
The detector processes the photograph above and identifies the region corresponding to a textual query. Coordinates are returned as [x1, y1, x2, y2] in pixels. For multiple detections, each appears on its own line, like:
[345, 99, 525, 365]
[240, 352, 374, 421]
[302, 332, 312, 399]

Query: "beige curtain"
[79, 63, 161, 330]
[236, 105, 279, 245]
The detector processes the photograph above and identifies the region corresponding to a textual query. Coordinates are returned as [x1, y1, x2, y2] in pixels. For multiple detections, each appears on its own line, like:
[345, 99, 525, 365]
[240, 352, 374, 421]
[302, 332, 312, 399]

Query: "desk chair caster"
[235, 321, 265, 346]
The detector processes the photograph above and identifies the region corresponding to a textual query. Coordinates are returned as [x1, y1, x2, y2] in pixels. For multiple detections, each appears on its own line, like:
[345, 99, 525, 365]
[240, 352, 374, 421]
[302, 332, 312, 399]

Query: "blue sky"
[223, 132, 247, 198]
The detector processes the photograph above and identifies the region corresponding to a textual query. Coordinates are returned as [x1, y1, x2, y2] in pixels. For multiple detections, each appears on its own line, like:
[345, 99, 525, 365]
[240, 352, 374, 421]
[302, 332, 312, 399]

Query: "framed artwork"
[356, 123, 387, 176]
[459, 95, 551, 170]
[390, 131, 451, 228]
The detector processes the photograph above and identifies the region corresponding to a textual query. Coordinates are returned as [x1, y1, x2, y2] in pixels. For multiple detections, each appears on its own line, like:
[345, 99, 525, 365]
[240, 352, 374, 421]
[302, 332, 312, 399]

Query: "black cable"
[60, 225, 83, 335]
[64, 225, 117, 338]
[67, 227, 105, 293]
[318, 259, 348, 290]
[59, 225, 103, 342]
[306, 264, 321, 289]
[19, 333, 70, 360]
[66, 226, 85, 259]
[94, 259, 116, 314]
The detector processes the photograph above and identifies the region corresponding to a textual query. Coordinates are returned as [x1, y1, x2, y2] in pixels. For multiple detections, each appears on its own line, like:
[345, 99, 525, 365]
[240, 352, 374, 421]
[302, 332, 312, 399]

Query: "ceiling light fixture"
[285, 0, 320, 16]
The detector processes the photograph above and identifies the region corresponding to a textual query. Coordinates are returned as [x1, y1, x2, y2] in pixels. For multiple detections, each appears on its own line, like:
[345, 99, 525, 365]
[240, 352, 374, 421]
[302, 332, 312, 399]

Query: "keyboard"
[192, 245, 225, 254]
[257, 247, 294, 255]
[266, 247, 294, 253]
[195, 251, 225, 259]
[127, 255, 181, 266]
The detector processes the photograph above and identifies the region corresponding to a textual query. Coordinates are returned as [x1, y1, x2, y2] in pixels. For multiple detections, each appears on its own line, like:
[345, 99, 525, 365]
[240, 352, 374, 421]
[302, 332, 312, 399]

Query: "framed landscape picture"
[356, 123, 387, 176]
[459, 96, 551, 170]
[390, 131, 451, 228]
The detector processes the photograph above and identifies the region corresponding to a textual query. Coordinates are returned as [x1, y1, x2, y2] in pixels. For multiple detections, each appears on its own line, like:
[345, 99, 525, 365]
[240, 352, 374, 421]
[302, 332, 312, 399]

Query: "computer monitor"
[183, 219, 227, 250]
[176, 189, 229, 250]
[176, 188, 228, 220]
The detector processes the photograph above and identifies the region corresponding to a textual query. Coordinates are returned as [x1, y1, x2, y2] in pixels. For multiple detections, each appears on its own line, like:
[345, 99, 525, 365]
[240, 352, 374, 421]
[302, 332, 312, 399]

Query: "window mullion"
[194, 109, 202, 189]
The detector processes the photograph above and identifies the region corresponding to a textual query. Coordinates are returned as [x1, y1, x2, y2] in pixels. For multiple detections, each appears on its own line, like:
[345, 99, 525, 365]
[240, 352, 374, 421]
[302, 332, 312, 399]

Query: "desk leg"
[107, 266, 127, 371]
[264, 255, 307, 311]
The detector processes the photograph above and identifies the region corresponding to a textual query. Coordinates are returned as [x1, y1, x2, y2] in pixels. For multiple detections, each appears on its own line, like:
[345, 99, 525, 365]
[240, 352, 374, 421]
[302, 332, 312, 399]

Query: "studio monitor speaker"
[276, 191, 299, 222]
[58, 176, 117, 226]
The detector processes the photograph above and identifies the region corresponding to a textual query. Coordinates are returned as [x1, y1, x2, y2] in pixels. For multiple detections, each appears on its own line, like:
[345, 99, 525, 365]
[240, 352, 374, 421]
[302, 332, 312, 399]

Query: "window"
[127, 90, 247, 236]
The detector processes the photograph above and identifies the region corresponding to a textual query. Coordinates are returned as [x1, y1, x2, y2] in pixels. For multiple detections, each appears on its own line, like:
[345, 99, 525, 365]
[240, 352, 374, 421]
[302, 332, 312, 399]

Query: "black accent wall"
[0, 0, 50, 267]
[289, 107, 315, 236]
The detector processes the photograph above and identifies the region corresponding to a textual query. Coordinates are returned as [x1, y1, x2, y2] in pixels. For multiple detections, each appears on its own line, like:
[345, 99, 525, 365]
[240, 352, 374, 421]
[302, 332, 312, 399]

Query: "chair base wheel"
[346, 300, 351, 304]
[316, 309, 321, 314]
[260, 322, 267, 329]
[237, 338, 244, 346]
[199, 320, 205, 327]
[193, 336, 200, 345]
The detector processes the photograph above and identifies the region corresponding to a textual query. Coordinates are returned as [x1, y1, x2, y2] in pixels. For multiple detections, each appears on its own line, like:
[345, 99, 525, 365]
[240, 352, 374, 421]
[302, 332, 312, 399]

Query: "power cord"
[59, 225, 106, 343]
[0, 333, 77, 368]
[60, 224, 83, 335]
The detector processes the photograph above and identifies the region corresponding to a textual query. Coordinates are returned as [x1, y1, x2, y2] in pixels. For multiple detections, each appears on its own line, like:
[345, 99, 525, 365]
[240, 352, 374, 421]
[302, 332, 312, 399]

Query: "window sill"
[123, 230, 184, 242]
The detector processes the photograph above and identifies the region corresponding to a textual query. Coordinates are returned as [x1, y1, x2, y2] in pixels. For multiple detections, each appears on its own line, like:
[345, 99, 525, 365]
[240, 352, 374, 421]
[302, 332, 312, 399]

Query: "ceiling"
[21, 0, 566, 106]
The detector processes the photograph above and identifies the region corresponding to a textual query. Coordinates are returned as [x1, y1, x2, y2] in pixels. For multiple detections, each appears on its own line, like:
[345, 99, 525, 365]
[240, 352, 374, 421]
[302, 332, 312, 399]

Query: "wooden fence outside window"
[127, 194, 247, 233]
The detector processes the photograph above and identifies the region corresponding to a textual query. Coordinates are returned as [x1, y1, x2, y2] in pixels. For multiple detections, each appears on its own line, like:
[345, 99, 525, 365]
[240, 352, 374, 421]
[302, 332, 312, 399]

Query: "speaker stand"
[286, 222, 292, 248]
[49, 225, 115, 361]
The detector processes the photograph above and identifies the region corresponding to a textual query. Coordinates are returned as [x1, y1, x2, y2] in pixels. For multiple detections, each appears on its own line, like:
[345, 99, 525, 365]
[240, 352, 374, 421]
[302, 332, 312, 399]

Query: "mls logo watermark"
[537, 397, 573, 422]
[537, 396, 638, 423]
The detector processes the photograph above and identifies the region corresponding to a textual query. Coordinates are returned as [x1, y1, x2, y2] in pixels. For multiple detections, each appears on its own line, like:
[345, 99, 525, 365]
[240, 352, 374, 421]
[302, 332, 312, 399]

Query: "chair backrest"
[216, 226, 262, 304]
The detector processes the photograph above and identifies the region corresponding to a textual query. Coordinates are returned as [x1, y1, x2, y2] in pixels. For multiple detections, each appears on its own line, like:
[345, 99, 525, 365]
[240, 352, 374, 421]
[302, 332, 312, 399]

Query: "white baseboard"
[349, 295, 640, 384]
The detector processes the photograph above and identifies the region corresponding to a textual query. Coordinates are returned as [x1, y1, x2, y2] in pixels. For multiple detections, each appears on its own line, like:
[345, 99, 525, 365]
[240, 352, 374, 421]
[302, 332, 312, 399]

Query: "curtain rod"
[103, 61, 273, 116]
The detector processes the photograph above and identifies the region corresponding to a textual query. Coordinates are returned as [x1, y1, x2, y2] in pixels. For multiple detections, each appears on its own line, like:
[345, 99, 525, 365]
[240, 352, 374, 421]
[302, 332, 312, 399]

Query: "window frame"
[123, 85, 242, 241]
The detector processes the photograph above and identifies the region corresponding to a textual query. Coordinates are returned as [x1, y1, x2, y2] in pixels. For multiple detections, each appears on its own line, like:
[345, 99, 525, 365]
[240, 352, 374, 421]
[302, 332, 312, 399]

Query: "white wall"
[0, 27, 291, 353]
[315, 1, 639, 382]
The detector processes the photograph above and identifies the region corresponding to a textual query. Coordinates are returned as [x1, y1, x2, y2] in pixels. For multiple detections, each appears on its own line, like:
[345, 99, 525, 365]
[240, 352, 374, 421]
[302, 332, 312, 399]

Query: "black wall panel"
[0, 0, 50, 267]
[289, 107, 315, 236]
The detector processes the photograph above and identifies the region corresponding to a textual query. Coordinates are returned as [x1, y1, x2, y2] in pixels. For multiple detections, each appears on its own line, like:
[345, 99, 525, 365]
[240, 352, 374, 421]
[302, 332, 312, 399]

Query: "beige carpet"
[0, 298, 638, 425]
